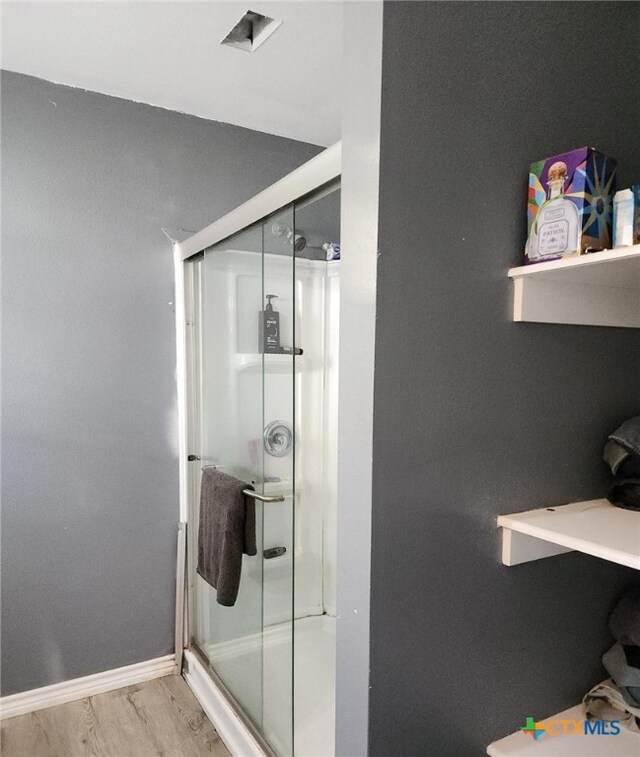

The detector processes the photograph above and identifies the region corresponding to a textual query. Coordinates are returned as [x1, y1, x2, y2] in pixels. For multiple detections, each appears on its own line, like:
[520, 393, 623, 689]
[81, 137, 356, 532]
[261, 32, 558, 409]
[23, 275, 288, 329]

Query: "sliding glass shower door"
[188, 205, 296, 756]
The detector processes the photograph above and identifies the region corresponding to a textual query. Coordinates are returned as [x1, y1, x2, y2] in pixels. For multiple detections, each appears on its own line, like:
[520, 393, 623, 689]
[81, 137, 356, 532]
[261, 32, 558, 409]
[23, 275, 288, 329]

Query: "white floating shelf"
[488, 703, 640, 756]
[498, 499, 640, 570]
[235, 353, 302, 372]
[509, 245, 640, 328]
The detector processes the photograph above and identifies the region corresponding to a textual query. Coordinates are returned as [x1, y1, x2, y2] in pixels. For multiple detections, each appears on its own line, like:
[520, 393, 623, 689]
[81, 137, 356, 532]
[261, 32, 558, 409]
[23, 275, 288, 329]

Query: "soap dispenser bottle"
[259, 295, 280, 353]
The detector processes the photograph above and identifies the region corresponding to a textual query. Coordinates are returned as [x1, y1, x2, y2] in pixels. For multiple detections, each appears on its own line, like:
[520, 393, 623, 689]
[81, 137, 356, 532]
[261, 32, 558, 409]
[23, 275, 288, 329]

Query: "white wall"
[190, 249, 338, 644]
[322, 263, 340, 617]
[336, 2, 383, 754]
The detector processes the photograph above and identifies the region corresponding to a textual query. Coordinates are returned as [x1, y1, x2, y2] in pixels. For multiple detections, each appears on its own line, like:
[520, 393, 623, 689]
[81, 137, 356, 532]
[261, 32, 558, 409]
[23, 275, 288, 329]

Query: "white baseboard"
[0, 654, 176, 720]
[183, 649, 265, 757]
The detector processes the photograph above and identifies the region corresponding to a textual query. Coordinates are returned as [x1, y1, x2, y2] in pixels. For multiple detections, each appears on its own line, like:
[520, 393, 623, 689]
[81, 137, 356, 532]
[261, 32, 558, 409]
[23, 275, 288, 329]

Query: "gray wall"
[370, 3, 640, 755]
[1, 70, 319, 696]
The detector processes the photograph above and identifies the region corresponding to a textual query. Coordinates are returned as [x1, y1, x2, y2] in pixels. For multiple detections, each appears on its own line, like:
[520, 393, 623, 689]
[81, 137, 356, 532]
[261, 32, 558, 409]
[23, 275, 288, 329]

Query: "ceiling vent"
[221, 10, 282, 52]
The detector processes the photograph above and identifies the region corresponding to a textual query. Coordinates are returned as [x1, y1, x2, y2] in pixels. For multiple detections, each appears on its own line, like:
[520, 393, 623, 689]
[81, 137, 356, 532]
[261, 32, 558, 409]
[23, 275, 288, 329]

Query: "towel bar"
[243, 490, 285, 503]
[198, 463, 285, 502]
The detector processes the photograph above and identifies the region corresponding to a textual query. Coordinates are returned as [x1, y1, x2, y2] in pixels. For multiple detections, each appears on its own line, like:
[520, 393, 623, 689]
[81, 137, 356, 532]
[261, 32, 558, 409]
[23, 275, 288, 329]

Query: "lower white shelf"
[498, 499, 640, 570]
[487, 704, 640, 756]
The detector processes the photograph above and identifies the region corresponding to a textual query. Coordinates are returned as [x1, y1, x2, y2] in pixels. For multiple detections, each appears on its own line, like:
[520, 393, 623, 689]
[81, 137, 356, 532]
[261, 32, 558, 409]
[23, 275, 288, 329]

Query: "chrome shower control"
[263, 420, 293, 457]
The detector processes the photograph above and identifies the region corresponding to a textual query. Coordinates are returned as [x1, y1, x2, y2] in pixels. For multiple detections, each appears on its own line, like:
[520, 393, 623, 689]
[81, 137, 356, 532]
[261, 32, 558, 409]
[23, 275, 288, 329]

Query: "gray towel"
[196, 468, 256, 607]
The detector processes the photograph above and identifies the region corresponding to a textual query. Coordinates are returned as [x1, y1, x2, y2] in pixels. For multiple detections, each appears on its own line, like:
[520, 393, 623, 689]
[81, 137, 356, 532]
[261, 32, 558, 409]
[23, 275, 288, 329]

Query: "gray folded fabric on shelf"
[603, 643, 640, 707]
[197, 468, 256, 607]
[583, 679, 640, 732]
[608, 416, 640, 462]
[604, 416, 640, 510]
[609, 587, 640, 648]
[604, 440, 632, 475]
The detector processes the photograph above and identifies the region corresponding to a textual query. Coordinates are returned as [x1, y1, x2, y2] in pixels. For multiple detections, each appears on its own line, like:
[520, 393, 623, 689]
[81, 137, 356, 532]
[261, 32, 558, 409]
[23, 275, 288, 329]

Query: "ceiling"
[1, 1, 343, 146]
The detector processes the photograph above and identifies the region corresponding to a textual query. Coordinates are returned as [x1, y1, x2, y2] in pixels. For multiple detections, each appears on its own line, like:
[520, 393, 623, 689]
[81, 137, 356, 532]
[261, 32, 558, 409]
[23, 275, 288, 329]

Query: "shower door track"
[186, 643, 278, 757]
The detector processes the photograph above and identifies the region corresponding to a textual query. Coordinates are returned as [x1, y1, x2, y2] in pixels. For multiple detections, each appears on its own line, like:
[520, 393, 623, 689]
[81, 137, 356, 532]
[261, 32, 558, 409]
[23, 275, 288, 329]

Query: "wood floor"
[0, 675, 230, 757]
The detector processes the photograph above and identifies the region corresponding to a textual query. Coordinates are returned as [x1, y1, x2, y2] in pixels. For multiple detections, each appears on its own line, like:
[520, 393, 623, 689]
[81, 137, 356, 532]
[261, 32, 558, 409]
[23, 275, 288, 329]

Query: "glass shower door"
[260, 206, 297, 755]
[189, 206, 296, 756]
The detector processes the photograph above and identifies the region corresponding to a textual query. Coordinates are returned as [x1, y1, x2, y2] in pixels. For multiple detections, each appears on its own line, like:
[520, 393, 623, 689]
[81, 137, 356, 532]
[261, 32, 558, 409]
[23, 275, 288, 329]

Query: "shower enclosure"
[176, 145, 340, 756]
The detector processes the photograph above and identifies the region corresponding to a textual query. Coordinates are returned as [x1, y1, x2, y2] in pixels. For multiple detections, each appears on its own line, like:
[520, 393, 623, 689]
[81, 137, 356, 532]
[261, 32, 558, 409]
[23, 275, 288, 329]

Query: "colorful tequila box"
[525, 147, 616, 264]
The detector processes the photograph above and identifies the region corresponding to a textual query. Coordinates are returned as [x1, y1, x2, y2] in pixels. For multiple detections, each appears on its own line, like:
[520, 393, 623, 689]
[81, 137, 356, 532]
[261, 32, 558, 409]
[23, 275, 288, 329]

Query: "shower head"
[270, 222, 306, 252]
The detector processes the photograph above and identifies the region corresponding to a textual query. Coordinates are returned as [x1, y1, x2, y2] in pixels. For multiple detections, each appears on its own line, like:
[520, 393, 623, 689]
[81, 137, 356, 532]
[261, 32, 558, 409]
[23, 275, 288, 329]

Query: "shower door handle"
[243, 489, 285, 503]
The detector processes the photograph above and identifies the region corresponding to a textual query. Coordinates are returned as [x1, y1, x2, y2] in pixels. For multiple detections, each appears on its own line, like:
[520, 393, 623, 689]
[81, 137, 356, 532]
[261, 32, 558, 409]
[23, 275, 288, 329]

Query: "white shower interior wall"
[187, 191, 340, 756]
